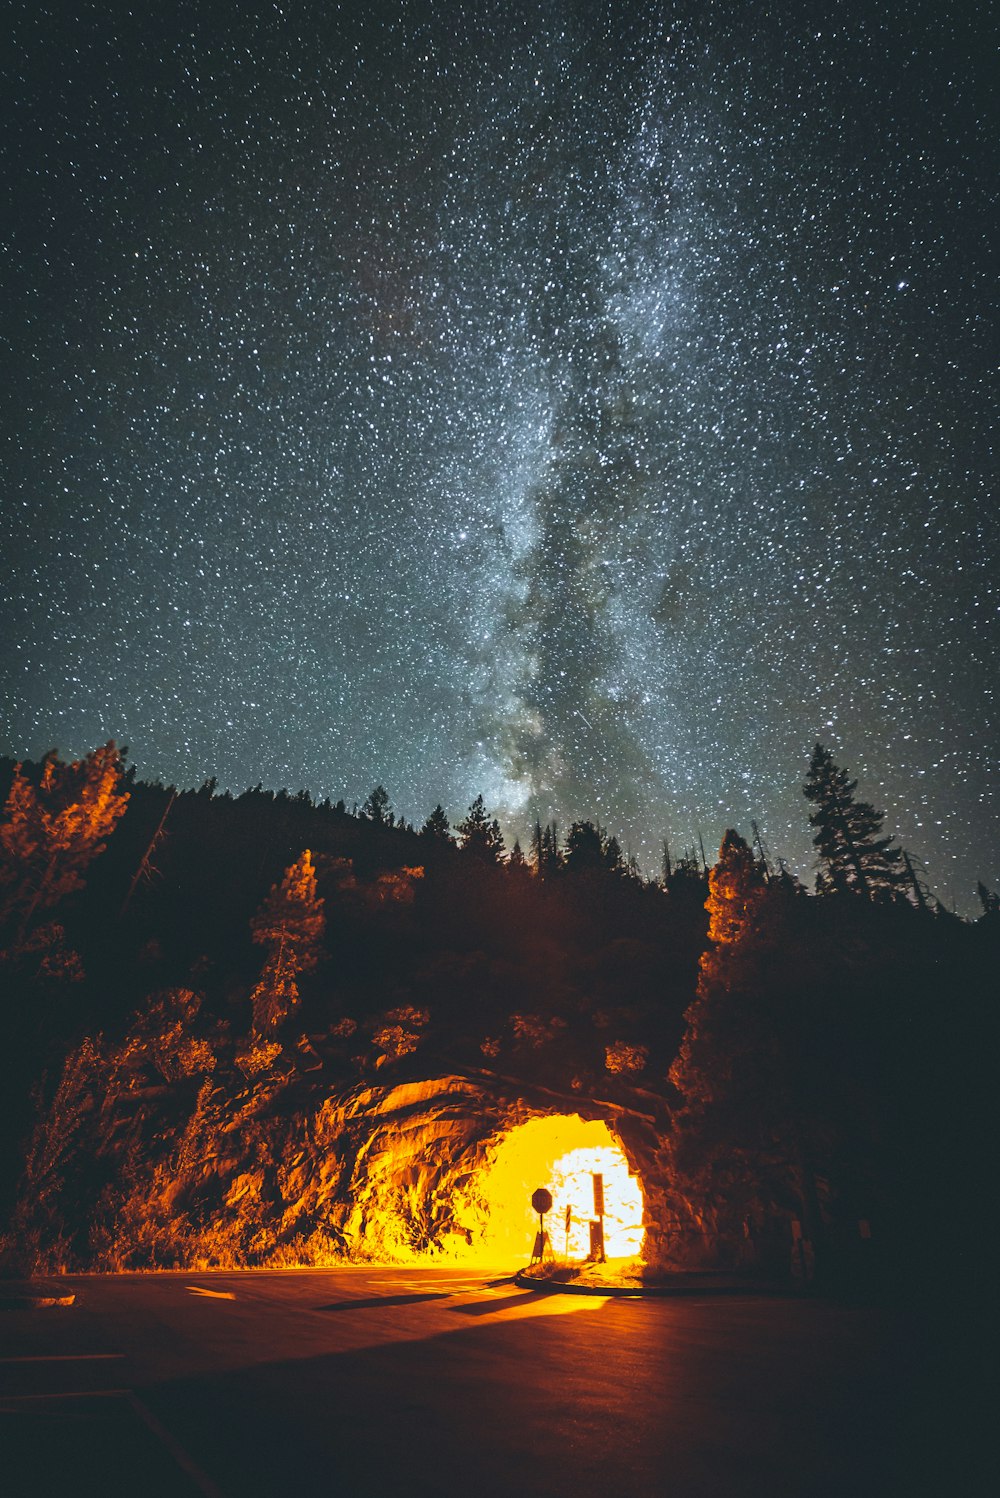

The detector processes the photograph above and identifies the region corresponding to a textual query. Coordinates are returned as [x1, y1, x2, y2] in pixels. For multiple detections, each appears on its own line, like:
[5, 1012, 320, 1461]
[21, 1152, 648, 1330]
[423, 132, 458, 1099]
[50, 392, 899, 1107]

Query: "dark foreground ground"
[0, 1267, 981, 1497]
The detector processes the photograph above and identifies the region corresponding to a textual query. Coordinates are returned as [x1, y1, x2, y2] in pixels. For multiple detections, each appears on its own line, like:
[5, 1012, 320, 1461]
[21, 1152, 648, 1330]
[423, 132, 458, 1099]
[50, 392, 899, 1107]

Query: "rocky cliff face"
[10, 1036, 716, 1272]
[226, 1073, 672, 1267]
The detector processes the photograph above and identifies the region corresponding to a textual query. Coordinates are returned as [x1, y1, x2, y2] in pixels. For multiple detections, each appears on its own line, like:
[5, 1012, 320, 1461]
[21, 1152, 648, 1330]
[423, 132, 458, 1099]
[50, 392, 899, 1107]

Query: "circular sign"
[531, 1188, 553, 1215]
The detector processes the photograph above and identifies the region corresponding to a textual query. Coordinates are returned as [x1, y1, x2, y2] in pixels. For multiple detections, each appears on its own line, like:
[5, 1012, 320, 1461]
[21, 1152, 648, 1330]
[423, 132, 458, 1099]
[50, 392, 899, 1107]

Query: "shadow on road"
[314, 1292, 454, 1312]
[449, 1290, 559, 1316]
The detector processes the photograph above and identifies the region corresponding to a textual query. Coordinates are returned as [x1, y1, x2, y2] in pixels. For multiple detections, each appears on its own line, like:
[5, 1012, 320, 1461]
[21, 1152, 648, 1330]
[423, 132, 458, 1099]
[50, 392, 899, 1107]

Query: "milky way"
[2, 2, 996, 909]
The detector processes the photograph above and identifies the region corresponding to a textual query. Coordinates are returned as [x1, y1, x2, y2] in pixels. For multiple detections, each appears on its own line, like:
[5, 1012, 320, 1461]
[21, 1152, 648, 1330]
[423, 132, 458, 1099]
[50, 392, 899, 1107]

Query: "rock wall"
[281, 1074, 704, 1270]
[10, 1057, 735, 1273]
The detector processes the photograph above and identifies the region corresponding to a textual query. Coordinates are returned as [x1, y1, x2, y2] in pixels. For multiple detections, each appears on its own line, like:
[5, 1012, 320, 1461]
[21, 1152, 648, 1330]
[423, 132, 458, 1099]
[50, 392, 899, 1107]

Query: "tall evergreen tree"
[668, 832, 825, 1271]
[457, 795, 505, 863]
[249, 850, 325, 1033]
[362, 785, 393, 826]
[669, 831, 772, 1120]
[540, 821, 562, 877]
[0, 742, 129, 940]
[420, 805, 453, 842]
[976, 880, 1000, 918]
[804, 745, 903, 898]
[563, 820, 605, 873]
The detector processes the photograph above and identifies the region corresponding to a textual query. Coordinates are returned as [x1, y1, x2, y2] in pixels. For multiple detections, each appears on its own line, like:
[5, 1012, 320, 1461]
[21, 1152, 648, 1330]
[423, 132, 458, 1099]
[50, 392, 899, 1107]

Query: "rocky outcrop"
[279, 1075, 660, 1263]
[8, 1047, 701, 1271]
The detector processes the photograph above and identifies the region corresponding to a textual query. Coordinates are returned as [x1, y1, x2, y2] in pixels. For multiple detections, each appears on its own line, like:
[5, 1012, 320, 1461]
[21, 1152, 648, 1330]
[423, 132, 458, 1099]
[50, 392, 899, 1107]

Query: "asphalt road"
[0, 1267, 963, 1497]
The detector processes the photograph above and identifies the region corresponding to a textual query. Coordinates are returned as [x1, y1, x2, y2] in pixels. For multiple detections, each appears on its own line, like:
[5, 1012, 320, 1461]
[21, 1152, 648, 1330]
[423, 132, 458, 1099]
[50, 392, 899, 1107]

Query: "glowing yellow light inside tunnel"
[451, 1114, 645, 1264]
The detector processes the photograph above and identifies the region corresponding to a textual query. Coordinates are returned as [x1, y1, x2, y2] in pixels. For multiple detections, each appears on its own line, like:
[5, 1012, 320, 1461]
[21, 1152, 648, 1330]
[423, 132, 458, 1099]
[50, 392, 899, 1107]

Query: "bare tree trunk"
[120, 790, 176, 919]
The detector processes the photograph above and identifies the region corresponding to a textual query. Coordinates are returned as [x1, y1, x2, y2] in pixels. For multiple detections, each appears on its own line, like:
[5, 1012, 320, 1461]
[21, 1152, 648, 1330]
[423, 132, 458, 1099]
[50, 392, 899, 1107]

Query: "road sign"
[592, 1173, 604, 1217]
[531, 1188, 553, 1215]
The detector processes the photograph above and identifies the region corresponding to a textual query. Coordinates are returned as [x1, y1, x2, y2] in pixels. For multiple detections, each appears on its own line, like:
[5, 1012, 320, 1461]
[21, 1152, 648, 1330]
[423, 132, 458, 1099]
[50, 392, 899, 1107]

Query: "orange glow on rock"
[447, 1114, 645, 1265]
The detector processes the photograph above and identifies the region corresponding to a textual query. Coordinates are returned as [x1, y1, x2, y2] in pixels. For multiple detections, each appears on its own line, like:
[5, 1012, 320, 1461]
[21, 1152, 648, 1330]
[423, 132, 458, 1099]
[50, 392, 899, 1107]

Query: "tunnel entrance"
[450, 1113, 645, 1266]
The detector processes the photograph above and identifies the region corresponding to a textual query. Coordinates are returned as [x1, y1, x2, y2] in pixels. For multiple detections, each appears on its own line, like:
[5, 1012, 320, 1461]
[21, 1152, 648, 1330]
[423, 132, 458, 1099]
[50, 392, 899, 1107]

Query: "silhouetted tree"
[976, 881, 1000, 919]
[362, 786, 393, 827]
[530, 820, 562, 878]
[563, 820, 605, 873]
[603, 835, 624, 874]
[421, 805, 453, 842]
[804, 745, 903, 898]
[457, 795, 505, 864]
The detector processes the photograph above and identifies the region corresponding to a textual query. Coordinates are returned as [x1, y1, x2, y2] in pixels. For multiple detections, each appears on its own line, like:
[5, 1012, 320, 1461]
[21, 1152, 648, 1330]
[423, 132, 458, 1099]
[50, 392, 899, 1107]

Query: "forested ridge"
[0, 745, 995, 1286]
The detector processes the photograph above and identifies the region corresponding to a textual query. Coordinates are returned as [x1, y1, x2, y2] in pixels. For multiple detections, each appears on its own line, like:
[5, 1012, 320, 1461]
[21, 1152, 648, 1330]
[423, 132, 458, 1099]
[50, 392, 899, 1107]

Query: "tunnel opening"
[445, 1113, 645, 1267]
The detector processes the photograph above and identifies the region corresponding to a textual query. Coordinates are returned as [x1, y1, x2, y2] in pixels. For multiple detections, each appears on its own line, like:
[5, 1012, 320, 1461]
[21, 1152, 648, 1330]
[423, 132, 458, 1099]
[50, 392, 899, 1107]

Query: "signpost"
[590, 1172, 606, 1263]
[530, 1188, 553, 1264]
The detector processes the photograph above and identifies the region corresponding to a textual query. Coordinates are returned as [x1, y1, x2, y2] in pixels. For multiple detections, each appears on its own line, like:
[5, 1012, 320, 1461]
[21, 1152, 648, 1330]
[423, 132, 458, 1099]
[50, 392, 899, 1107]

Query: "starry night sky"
[2, 1, 996, 908]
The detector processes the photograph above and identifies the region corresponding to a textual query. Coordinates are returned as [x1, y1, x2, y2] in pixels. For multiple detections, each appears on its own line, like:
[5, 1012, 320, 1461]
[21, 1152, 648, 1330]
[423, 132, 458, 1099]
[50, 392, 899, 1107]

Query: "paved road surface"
[0, 1267, 961, 1496]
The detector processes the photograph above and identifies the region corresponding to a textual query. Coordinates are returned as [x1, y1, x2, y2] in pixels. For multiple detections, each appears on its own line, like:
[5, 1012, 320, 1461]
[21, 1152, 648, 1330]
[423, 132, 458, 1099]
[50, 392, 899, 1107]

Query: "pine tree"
[249, 850, 325, 1033]
[362, 785, 393, 826]
[976, 881, 1000, 919]
[662, 839, 673, 884]
[804, 745, 903, 898]
[563, 820, 605, 873]
[542, 822, 562, 877]
[668, 832, 824, 1269]
[457, 795, 505, 863]
[420, 805, 453, 842]
[0, 742, 130, 940]
[671, 831, 769, 1102]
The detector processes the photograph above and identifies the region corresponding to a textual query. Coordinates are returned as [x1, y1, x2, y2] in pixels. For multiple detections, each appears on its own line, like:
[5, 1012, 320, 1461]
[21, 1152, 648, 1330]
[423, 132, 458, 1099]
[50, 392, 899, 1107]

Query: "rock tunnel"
[319, 1076, 661, 1268]
[444, 1114, 644, 1264]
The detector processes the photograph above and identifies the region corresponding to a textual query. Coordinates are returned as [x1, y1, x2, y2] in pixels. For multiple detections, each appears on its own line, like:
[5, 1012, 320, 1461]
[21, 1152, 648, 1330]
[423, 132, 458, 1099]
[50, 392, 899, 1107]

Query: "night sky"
[2, 1, 996, 909]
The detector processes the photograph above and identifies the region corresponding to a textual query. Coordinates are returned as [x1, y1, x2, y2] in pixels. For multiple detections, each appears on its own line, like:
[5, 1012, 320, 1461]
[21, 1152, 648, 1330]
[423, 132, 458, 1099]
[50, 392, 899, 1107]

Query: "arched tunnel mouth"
[433, 1112, 646, 1267]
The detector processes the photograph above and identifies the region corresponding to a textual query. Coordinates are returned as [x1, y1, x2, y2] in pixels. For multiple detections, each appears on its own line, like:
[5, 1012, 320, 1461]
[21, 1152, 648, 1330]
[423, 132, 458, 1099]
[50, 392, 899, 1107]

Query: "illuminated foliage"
[16, 921, 85, 983]
[123, 989, 217, 1084]
[511, 1012, 567, 1048]
[368, 866, 424, 905]
[372, 1005, 429, 1065]
[669, 831, 770, 1106]
[235, 1038, 283, 1077]
[8, 1035, 106, 1270]
[0, 742, 129, 940]
[604, 1040, 648, 1074]
[249, 850, 325, 1033]
[372, 1025, 421, 1064]
[703, 828, 767, 950]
